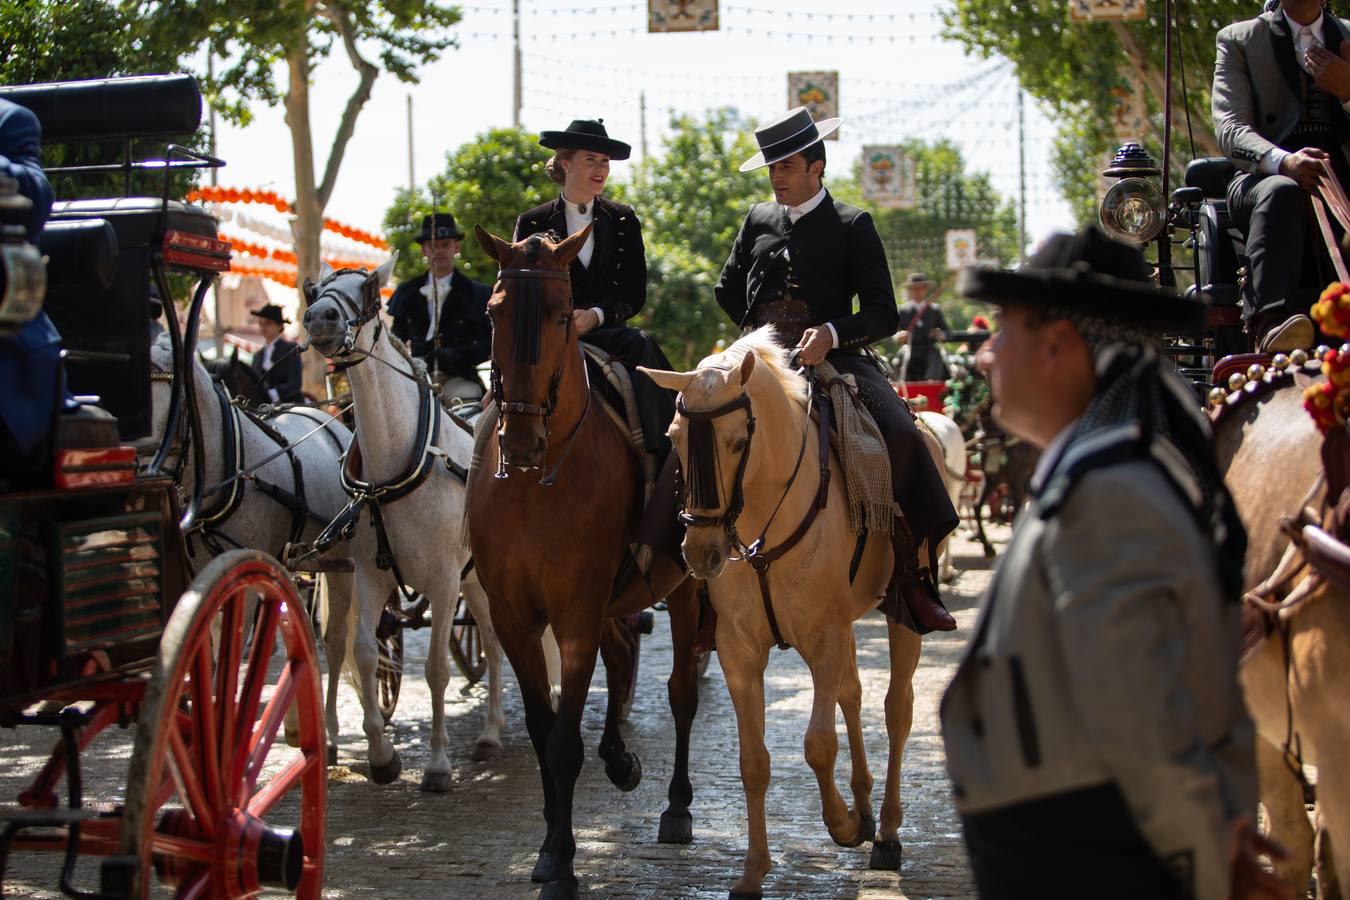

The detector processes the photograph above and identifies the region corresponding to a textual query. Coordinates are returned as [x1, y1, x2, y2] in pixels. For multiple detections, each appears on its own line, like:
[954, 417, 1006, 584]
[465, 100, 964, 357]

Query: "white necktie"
[1299, 26, 1318, 71]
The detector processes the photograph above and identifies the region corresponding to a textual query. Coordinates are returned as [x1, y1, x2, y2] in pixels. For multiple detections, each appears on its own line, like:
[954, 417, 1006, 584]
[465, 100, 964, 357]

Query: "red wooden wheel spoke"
[242, 659, 299, 797]
[247, 751, 319, 818]
[189, 648, 222, 810]
[232, 597, 279, 789]
[166, 725, 216, 838]
[174, 869, 211, 900]
[215, 591, 246, 783]
[149, 832, 214, 865]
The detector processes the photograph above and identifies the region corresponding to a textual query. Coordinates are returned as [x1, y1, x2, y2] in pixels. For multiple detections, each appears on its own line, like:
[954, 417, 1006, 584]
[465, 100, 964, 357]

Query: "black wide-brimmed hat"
[416, 212, 465, 243]
[250, 303, 290, 326]
[956, 225, 1206, 331]
[538, 119, 631, 160]
[739, 106, 842, 173]
[904, 272, 934, 287]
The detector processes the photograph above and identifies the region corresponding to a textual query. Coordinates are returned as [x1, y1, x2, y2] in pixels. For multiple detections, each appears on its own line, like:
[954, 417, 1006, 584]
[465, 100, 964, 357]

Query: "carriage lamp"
[1099, 143, 1166, 246]
[0, 173, 46, 334]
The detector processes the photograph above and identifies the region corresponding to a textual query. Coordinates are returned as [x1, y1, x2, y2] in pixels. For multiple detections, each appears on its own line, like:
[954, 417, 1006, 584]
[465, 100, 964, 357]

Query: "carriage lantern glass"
[1098, 142, 1166, 246]
[0, 172, 47, 334]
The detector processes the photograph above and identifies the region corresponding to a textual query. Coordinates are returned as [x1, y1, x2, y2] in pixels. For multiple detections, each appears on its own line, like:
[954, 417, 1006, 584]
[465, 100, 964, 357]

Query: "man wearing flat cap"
[249, 304, 303, 405]
[715, 106, 960, 633]
[388, 211, 492, 399]
[895, 272, 950, 382]
[941, 225, 1285, 899]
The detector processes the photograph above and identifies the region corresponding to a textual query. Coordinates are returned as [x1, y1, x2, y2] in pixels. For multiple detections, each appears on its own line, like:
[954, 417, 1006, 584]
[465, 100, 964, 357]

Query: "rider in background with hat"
[513, 118, 676, 463]
[388, 212, 492, 398]
[895, 272, 950, 382]
[248, 304, 303, 405]
[715, 106, 959, 634]
[942, 225, 1286, 900]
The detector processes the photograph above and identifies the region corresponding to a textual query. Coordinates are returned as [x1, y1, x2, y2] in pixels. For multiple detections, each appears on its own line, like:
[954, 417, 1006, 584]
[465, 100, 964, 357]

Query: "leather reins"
[676, 374, 833, 649]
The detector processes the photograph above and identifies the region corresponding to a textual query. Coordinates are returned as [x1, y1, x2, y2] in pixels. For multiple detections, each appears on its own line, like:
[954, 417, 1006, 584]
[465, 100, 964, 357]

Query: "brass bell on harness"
[1270, 353, 1291, 372]
[1228, 372, 1247, 392]
[1290, 348, 1310, 367]
[1246, 363, 1266, 382]
[1208, 386, 1227, 408]
[1316, 344, 1332, 359]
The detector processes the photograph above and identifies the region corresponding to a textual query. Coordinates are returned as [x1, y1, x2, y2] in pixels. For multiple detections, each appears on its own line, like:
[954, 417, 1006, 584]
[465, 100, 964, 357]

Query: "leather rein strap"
[677, 378, 833, 650]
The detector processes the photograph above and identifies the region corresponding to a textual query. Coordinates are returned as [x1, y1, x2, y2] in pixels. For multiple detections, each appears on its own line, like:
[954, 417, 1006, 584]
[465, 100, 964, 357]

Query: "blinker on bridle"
[676, 393, 757, 538]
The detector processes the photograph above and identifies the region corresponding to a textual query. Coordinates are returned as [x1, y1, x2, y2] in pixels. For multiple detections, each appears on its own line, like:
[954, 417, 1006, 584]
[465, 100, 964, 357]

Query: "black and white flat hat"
[739, 106, 842, 173]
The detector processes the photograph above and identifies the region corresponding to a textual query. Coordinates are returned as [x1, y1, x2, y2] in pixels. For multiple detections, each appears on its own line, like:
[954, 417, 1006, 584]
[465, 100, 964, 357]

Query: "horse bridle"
[676, 393, 757, 551]
[491, 266, 591, 485]
[304, 268, 384, 363]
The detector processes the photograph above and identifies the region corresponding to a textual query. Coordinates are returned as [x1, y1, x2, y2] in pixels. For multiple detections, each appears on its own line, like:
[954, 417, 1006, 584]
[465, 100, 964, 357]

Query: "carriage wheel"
[122, 550, 326, 899]
[448, 594, 487, 685]
[377, 590, 404, 725]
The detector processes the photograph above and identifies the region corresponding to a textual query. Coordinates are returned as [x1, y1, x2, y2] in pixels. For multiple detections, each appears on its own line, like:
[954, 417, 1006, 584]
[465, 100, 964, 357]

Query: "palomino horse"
[1215, 372, 1350, 896]
[917, 409, 967, 583]
[469, 226, 702, 899]
[642, 329, 933, 898]
[302, 258, 495, 791]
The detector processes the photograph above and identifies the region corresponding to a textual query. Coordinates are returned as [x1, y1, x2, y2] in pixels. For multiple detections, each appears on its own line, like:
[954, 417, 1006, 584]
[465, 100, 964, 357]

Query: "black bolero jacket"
[512, 195, 647, 326]
[715, 192, 899, 351]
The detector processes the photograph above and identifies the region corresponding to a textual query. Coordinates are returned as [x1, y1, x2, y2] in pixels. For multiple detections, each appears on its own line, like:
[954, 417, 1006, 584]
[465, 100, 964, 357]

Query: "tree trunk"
[1112, 22, 1221, 160]
[284, 31, 328, 399]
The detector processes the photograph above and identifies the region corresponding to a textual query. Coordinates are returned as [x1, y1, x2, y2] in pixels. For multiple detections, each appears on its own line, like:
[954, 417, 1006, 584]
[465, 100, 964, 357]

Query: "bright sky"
[208, 0, 1078, 259]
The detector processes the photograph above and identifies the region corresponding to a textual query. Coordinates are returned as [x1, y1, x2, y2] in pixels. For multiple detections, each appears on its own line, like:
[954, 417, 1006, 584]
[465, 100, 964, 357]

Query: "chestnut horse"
[468, 226, 701, 899]
[643, 329, 929, 898]
[1215, 374, 1350, 897]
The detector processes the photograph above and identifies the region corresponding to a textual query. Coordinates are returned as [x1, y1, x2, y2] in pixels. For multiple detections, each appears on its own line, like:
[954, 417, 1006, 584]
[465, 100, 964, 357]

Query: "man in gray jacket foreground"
[941, 226, 1290, 900]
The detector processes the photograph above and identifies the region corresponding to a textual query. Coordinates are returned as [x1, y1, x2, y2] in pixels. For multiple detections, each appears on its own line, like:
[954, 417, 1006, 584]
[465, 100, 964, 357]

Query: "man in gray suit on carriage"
[942, 226, 1286, 900]
[1213, 0, 1350, 352]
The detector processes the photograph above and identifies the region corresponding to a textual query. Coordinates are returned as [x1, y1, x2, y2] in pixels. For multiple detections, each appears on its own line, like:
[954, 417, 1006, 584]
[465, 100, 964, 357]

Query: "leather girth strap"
[749, 391, 834, 650]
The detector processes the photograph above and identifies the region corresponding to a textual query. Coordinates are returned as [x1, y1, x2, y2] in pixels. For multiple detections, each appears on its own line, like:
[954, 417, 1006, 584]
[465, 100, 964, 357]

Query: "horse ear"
[301, 277, 318, 307]
[638, 366, 695, 392]
[475, 225, 512, 264]
[373, 253, 398, 287]
[318, 259, 337, 281]
[554, 223, 593, 267]
[739, 350, 756, 386]
[229, 345, 239, 364]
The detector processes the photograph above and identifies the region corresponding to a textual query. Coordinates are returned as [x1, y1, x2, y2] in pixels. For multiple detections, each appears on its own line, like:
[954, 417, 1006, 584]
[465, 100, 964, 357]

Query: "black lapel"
[591, 197, 613, 270]
[1326, 14, 1346, 58]
[1270, 12, 1305, 98]
[547, 196, 567, 243]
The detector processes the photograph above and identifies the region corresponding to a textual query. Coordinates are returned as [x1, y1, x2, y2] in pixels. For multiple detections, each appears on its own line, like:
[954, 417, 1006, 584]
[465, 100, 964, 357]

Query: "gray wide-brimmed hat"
[956, 225, 1206, 331]
[739, 107, 842, 173]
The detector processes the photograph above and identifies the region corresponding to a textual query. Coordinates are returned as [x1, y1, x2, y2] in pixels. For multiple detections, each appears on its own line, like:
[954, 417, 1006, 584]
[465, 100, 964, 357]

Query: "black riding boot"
[883, 517, 956, 634]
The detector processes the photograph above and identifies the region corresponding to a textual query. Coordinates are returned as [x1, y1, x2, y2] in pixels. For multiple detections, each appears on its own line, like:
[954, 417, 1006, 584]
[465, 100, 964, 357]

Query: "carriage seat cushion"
[47, 198, 217, 250]
[39, 218, 118, 292]
[1185, 158, 1238, 199]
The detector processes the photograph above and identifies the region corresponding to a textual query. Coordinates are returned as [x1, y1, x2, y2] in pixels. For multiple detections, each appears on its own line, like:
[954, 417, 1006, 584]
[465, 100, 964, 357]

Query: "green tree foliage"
[382, 127, 554, 283]
[943, 0, 1251, 220]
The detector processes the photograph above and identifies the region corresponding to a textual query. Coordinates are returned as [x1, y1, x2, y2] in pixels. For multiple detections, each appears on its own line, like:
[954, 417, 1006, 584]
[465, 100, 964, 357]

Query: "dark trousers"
[582, 324, 675, 458]
[830, 352, 959, 553]
[961, 783, 1188, 900]
[1227, 172, 1309, 321]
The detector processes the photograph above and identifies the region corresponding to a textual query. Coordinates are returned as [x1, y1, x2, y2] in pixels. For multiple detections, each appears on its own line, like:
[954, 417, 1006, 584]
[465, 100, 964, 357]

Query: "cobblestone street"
[1, 527, 1002, 899]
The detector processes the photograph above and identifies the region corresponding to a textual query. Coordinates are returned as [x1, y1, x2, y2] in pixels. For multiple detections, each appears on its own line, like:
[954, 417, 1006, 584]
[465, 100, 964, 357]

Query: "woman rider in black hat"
[512, 119, 676, 465]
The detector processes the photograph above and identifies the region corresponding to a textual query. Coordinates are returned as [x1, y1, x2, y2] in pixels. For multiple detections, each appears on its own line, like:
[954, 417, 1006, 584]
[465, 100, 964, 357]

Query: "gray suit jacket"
[940, 457, 1255, 900]
[1213, 9, 1350, 172]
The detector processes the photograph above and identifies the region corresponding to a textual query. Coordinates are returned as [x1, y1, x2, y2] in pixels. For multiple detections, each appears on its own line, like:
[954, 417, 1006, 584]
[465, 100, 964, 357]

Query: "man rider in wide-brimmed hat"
[388, 211, 492, 398]
[714, 106, 960, 633]
[941, 225, 1283, 900]
[249, 303, 304, 405]
[896, 271, 950, 382]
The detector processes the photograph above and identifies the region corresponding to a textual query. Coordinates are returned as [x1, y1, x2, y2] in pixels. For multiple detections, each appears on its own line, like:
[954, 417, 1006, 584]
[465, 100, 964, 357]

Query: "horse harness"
[677, 375, 834, 650]
[490, 266, 592, 486]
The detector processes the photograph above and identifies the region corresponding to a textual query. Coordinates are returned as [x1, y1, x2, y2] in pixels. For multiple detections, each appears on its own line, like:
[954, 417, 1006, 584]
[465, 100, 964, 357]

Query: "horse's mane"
[384, 331, 431, 388]
[713, 326, 808, 407]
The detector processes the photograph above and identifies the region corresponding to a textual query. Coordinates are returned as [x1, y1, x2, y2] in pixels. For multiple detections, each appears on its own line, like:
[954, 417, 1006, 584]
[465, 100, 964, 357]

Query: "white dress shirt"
[778, 186, 840, 347]
[1259, 9, 1350, 174]
[561, 194, 606, 325]
[259, 337, 281, 403]
[418, 271, 455, 342]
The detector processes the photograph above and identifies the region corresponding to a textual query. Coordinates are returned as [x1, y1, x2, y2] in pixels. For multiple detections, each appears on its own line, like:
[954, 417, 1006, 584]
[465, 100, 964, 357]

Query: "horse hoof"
[869, 839, 903, 871]
[838, 811, 876, 848]
[326, 745, 338, 767]
[605, 752, 642, 793]
[471, 739, 502, 762]
[982, 546, 995, 559]
[284, 728, 302, 749]
[420, 770, 452, 793]
[369, 749, 402, 785]
[531, 852, 556, 883]
[658, 808, 693, 845]
[539, 878, 579, 900]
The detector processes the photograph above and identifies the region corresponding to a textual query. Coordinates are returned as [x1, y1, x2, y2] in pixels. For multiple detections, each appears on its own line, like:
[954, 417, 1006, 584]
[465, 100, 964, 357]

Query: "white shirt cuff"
[590, 306, 605, 326]
[825, 322, 840, 348]
[1259, 147, 1288, 176]
[267, 387, 280, 403]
